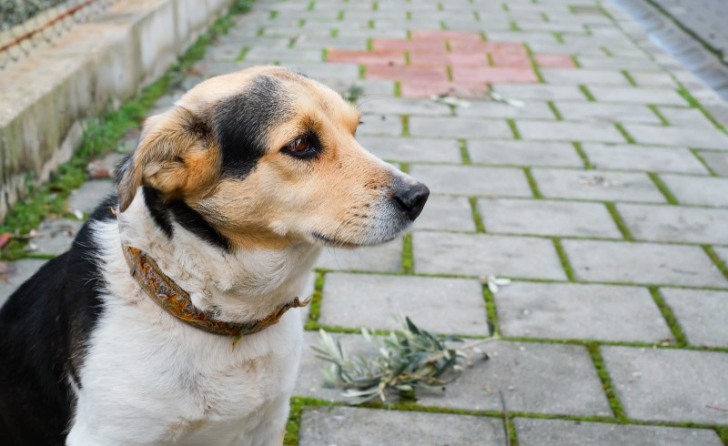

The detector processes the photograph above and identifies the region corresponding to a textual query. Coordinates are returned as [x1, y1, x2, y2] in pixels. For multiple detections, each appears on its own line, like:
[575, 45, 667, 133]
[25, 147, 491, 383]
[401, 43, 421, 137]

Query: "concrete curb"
[0, 0, 230, 220]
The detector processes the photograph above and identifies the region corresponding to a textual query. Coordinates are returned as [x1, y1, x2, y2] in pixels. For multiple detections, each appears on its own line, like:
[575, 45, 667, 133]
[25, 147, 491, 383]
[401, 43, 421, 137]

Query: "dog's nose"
[392, 176, 430, 220]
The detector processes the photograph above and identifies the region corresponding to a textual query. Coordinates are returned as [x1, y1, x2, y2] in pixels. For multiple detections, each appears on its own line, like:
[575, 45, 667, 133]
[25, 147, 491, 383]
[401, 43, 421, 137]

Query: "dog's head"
[118, 66, 429, 251]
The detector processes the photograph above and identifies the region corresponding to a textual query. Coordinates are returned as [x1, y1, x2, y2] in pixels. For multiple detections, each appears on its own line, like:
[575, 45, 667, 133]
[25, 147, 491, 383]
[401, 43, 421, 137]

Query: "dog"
[0, 66, 429, 445]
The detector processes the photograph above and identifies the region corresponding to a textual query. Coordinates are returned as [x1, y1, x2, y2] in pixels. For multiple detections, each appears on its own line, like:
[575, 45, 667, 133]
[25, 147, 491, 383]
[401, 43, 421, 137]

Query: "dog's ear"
[118, 107, 219, 212]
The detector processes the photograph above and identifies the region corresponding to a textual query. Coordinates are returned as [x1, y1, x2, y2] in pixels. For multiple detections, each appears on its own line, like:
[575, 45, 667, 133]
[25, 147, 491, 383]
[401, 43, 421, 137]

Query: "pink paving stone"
[450, 40, 525, 54]
[534, 54, 576, 68]
[327, 49, 405, 66]
[411, 30, 482, 42]
[452, 67, 539, 83]
[400, 81, 453, 98]
[410, 52, 489, 67]
[491, 52, 533, 68]
[366, 65, 449, 82]
[373, 39, 446, 52]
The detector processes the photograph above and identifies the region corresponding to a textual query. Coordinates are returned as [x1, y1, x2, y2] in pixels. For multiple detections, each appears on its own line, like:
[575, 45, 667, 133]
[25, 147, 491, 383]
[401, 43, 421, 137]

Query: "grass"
[0, 2, 251, 259]
[586, 344, 626, 420]
[458, 139, 471, 165]
[482, 285, 500, 335]
[402, 233, 414, 274]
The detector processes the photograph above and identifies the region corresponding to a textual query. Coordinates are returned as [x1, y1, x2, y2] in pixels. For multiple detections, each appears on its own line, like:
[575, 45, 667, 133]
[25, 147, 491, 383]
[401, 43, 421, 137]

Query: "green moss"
[458, 139, 471, 165]
[482, 285, 500, 335]
[523, 168, 543, 198]
[676, 86, 728, 134]
[230, 0, 253, 14]
[321, 48, 328, 61]
[547, 101, 563, 121]
[716, 426, 728, 446]
[473, 11, 481, 21]
[337, 10, 344, 20]
[704, 245, 728, 282]
[587, 343, 626, 420]
[649, 287, 688, 346]
[621, 70, 637, 86]
[552, 238, 576, 282]
[690, 149, 718, 176]
[579, 85, 596, 101]
[358, 64, 366, 79]
[468, 197, 486, 233]
[402, 233, 414, 274]
[307, 1, 315, 12]
[366, 38, 373, 51]
[648, 105, 670, 126]
[572, 142, 594, 169]
[269, 10, 278, 19]
[401, 115, 411, 137]
[236, 46, 250, 60]
[614, 123, 636, 143]
[394, 81, 402, 98]
[570, 55, 581, 68]
[647, 172, 679, 204]
[510, 21, 520, 31]
[506, 119, 521, 140]
[553, 32, 564, 43]
[605, 203, 633, 240]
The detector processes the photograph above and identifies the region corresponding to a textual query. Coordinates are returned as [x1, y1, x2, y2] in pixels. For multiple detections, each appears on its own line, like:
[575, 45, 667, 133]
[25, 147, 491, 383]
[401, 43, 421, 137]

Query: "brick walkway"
[3, 0, 728, 444]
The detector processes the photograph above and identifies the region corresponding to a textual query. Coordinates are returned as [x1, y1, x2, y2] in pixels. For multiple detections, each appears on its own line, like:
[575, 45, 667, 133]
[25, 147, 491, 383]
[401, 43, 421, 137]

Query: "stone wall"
[0, 0, 230, 220]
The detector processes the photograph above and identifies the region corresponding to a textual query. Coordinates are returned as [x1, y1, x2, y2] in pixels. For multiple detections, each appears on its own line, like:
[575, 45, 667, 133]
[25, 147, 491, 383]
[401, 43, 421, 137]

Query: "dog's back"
[0, 199, 115, 445]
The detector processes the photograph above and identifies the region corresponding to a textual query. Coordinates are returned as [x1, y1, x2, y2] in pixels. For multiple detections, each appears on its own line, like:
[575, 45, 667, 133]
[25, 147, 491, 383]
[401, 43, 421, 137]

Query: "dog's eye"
[282, 135, 321, 159]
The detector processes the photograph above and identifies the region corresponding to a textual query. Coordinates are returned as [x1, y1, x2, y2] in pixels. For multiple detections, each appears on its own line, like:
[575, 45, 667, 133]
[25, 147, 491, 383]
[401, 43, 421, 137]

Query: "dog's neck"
[116, 190, 321, 323]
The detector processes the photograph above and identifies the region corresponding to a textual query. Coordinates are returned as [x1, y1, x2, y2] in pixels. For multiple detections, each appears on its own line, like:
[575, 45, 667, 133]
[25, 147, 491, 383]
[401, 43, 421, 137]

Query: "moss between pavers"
[690, 149, 719, 176]
[0, 1, 252, 260]
[546, 101, 563, 121]
[621, 70, 637, 86]
[649, 287, 688, 346]
[676, 86, 728, 135]
[482, 285, 500, 335]
[401, 233, 414, 274]
[552, 238, 576, 282]
[572, 142, 595, 169]
[522, 168, 543, 198]
[468, 197, 486, 233]
[704, 245, 728, 282]
[605, 202, 634, 240]
[647, 104, 670, 126]
[647, 172, 679, 204]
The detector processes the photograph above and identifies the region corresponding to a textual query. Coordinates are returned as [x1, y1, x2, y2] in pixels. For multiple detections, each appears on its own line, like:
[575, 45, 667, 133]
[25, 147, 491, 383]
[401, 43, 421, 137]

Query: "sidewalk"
[3, 0, 728, 444]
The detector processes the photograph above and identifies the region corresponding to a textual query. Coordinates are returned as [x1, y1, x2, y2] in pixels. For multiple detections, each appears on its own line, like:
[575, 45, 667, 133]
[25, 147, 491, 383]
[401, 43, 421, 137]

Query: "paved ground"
[2, 0, 728, 444]
[650, 0, 728, 59]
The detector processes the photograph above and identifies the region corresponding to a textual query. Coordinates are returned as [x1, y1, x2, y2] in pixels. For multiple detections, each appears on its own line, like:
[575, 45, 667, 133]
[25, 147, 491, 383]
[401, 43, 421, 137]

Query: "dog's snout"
[392, 177, 430, 220]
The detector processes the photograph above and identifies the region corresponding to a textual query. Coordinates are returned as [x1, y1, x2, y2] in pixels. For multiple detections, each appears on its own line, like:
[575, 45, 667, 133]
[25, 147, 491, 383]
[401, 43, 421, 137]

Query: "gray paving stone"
[697, 151, 728, 176]
[577, 57, 662, 71]
[562, 240, 727, 286]
[602, 346, 728, 423]
[623, 124, 728, 150]
[408, 165, 532, 197]
[468, 140, 583, 167]
[657, 106, 716, 128]
[628, 71, 678, 88]
[716, 247, 728, 266]
[618, 203, 728, 244]
[319, 273, 488, 335]
[413, 196, 476, 231]
[289, 62, 360, 81]
[31, 218, 84, 255]
[358, 98, 452, 116]
[243, 47, 324, 62]
[518, 121, 626, 143]
[67, 180, 115, 214]
[299, 407, 506, 446]
[555, 102, 662, 124]
[492, 84, 587, 101]
[328, 78, 395, 98]
[356, 136, 461, 163]
[417, 341, 612, 416]
[588, 87, 688, 105]
[495, 282, 671, 342]
[356, 114, 402, 136]
[478, 199, 621, 238]
[409, 117, 514, 139]
[0, 259, 47, 307]
[456, 101, 556, 120]
[315, 239, 402, 272]
[413, 232, 568, 280]
[661, 288, 728, 348]
[582, 143, 708, 173]
[660, 174, 728, 206]
[532, 169, 666, 203]
[514, 418, 723, 446]
[541, 68, 632, 85]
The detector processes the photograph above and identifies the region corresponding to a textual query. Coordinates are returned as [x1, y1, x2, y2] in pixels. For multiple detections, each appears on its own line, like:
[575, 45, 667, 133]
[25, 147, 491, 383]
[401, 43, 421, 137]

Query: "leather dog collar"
[121, 245, 309, 343]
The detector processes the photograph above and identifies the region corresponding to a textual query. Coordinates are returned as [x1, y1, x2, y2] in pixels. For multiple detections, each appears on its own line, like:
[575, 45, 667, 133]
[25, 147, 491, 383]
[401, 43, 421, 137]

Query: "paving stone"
[628, 71, 678, 88]
[541, 68, 632, 85]
[698, 151, 728, 176]
[478, 199, 621, 238]
[555, 102, 661, 124]
[244, 47, 324, 62]
[299, 406, 506, 446]
[67, 180, 115, 214]
[290, 62, 360, 81]
[468, 140, 583, 167]
[358, 98, 452, 116]
[409, 117, 514, 139]
[660, 174, 728, 206]
[356, 136, 461, 163]
[623, 124, 728, 150]
[319, 273, 488, 335]
[408, 165, 532, 197]
[562, 240, 727, 287]
[531, 169, 666, 203]
[492, 84, 587, 101]
[587, 87, 688, 105]
[456, 101, 556, 120]
[602, 347, 728, 423]
[0, 259, 48, 307]
[657, 106, 716, 128]
[327, 78, 395, 98]
[576, 57, 662, 71]
[356, 114, 402, 136]
[413, 196, 476, 231]
[315, 239, 402, 272]
[495, 282, 671, 342]
[30, 218, 84, 256]
[716, 247, 728, 266]
[582, 143, 708, 173]
[618, 203, 728, 244]
[514, 418, 723, 446]
[661, 288, 728, 348]
[517, 121, 626, 143]
[413, 232, 567, 279]
[417, 341, 612, 416]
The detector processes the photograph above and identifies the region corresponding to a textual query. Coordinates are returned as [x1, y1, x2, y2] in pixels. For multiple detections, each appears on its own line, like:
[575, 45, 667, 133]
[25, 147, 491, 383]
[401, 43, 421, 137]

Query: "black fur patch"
[213, 75, 293, 177]
[142, 186, 231, 252]
[0, 195, 115, 445]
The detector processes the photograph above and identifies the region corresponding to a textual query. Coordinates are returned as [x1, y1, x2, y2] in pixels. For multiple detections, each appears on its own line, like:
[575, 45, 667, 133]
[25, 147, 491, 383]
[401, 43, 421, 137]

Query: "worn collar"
[121, 244, 309, 343]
